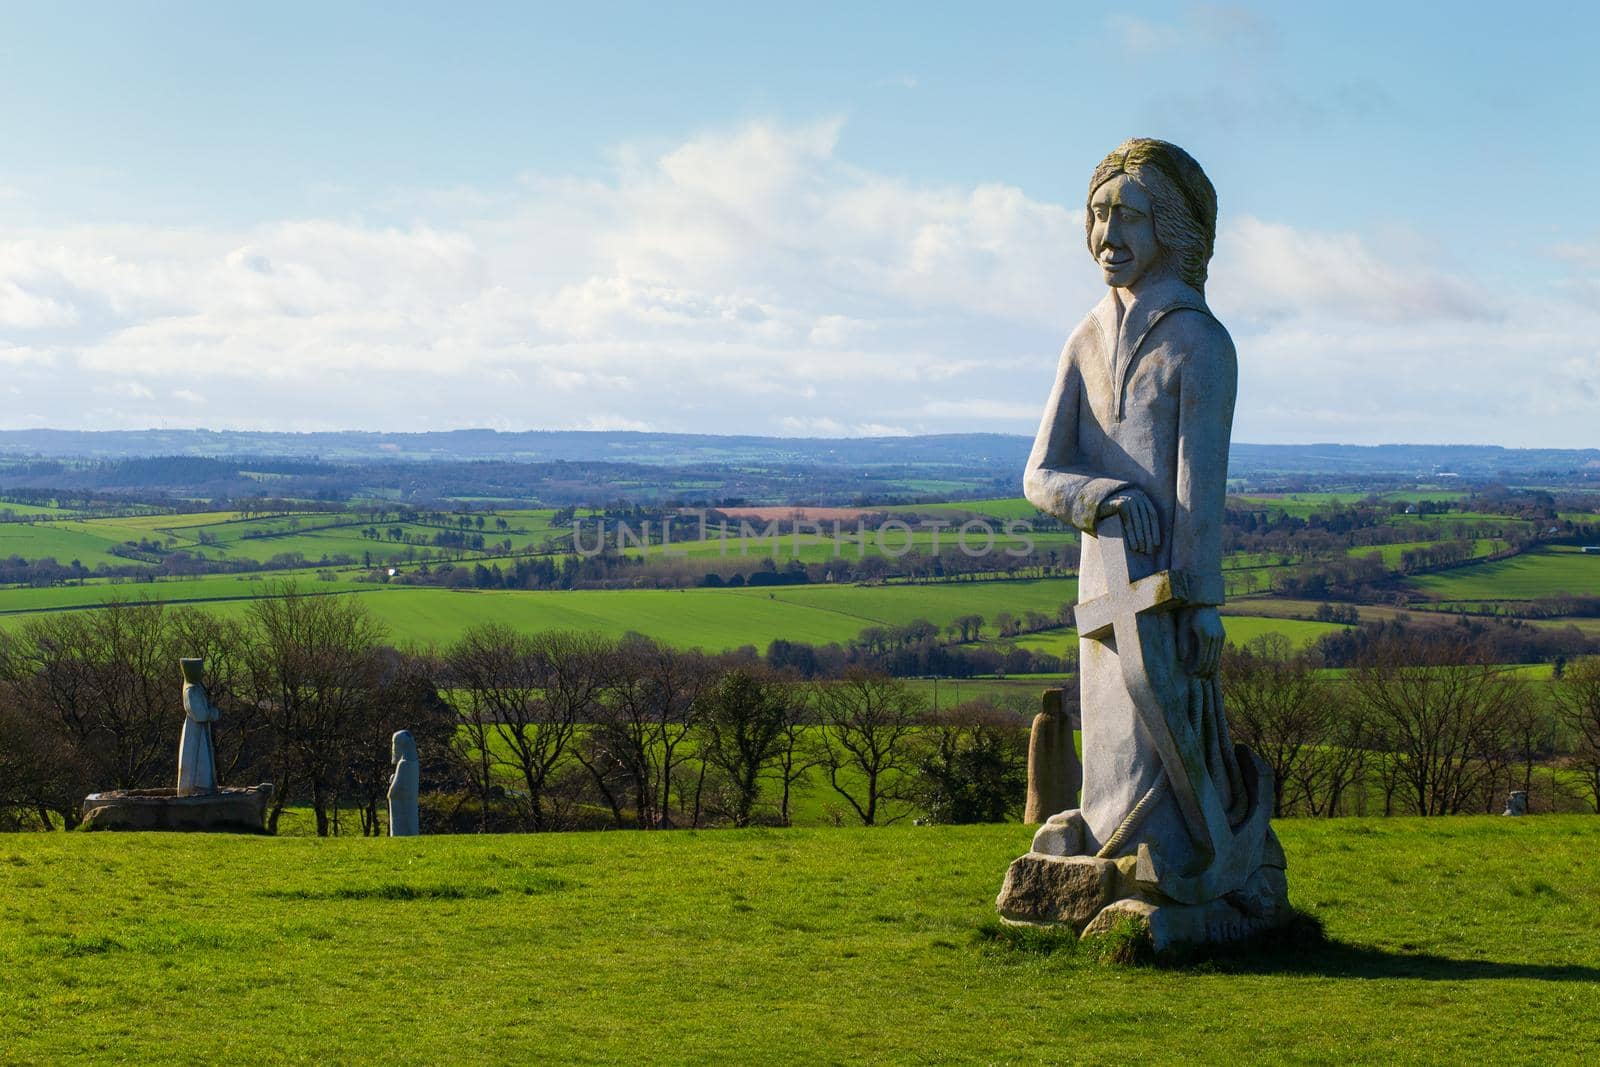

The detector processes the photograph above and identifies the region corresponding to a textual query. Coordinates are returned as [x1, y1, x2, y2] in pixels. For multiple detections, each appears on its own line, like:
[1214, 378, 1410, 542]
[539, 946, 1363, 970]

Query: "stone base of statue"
[994, 808, 1290, 953]
[79, 784, 274, 833]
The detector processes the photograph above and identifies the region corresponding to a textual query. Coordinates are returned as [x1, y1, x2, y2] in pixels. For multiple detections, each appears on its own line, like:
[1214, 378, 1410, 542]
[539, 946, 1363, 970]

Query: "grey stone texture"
[1023, 688, 1081, 823]
[176, 657, 218, 797]
[80, 785, 273, 833]
[388, 730, 420, 837]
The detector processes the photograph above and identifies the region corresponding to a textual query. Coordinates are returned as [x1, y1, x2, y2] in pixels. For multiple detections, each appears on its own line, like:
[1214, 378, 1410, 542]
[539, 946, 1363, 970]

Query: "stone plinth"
[80, 784, 274, 833]
[995, 808, 1292, 953]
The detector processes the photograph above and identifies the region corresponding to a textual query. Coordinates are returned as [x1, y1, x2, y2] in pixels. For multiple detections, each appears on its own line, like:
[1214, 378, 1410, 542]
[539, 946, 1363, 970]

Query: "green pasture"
[1409, 546, 1600, 602]
[0, 521, 152, 570]
[0, 569, 369, 616]
[1347, 538, 1508, 568]
[0, 501, 80, 518]
[1000, 614, 1347, 661]
[2, 817, 1597, 1062]
[0, 578, 1081, 650]
[911, 496, 1044, 521]
[0, 509, 569, 574]
[617, 527, 1075, 566]
[1, 568, 1362, 662]
[1231, 489, 1467, 519]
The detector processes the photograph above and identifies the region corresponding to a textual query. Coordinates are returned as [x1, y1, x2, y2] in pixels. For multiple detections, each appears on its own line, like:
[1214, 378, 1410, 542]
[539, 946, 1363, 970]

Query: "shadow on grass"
[1169, 913, 1600, 982]
[980, 913, 1600, 983]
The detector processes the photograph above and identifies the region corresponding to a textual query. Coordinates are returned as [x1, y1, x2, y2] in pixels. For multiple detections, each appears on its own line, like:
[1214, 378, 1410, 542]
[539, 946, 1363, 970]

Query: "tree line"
[5, 591, 1599, 833]
[0, 589, 1029, 834]
[1224, 631, 1600, 817]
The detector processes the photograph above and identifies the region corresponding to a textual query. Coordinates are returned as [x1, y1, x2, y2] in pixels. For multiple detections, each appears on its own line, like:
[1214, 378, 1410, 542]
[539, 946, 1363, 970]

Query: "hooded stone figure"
[177, 658, 218, 797]
[998, 139, 1286, 946]
[387, 730, 420, 837]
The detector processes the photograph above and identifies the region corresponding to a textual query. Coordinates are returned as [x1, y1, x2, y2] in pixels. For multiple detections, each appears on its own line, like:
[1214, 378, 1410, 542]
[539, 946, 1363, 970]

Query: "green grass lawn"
[1, 817, 1596, 1063]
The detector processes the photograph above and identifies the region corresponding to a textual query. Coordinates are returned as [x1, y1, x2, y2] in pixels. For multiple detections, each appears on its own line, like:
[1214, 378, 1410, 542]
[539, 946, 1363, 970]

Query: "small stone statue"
[388, 730, 420, 837]
[1024, 689, 1081, 823]
[177, 658, 218, 796]
[1503, 790, 1528, 816]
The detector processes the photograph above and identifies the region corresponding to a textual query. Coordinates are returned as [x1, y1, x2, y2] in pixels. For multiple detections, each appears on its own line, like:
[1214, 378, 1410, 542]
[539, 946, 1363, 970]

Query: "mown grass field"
[0, 566, 1360, 657]
[1, 817, 1596, 1063]
[0, 578, 1083, 650]
[1409, 546, 1600, 602]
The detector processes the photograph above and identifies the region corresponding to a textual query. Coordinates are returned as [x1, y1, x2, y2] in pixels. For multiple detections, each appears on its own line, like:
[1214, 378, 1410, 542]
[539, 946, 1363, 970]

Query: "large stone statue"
[996, 139, 1288, 950]
[388, 730, 420, 837]
[177, 658, 218, 797]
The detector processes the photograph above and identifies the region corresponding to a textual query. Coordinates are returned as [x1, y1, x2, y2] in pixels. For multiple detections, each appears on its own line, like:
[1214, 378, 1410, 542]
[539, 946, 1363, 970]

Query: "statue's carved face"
[1089, 174, 1164, 290]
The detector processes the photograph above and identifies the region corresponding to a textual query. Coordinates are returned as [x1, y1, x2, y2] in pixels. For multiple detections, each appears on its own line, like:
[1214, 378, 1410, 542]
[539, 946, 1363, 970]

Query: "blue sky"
[2, 2, 1597, 445]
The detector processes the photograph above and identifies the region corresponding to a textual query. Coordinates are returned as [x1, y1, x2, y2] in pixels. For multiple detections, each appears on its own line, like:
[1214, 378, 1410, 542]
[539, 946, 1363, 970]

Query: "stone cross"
[1071, 513, 1216, 857]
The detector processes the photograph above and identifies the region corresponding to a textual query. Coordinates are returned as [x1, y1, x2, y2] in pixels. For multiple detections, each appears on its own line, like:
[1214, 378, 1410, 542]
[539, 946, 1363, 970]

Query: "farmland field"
[1408, 546, 1600, 602]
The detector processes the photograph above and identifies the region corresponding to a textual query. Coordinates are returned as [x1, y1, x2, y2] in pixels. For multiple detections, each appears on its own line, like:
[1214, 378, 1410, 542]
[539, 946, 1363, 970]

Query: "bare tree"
[1285, 690, 1369, 818]
[446, 625, 607, 831]
[592, 636, 717, 828]
[770, 680, 821, 826]
[1222, 633, 1335, 817]
[345, 648, 454, 836]
[2, 601, 181, 796]
[700, 667, 793, 827]
[1349, 633, 1522, 816]
[0, 675, 79, 830]
[814, 671, 924, 825]
[1552, 656, 1600, 812]
[244, 584, 386, 836]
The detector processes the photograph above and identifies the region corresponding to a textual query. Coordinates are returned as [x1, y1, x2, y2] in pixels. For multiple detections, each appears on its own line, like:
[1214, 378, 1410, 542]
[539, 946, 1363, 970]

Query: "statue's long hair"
[1085, 138, 1217, 293]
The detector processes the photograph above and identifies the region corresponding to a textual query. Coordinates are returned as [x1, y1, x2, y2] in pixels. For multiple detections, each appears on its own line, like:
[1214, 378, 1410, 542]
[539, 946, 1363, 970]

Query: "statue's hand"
[1180, 606, 1225, 677]
[1097, 489, 1161, 554]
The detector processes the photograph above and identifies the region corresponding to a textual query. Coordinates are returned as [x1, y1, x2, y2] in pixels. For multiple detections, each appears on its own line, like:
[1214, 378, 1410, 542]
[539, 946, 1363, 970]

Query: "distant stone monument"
[177, 657, 218, 796]
[80, 658, 272, 832]
[1024, 688, 1080, 823]
[996, 139, 1288, 951]
[388, 730, 420, 837]
[1503, 790, 1528, 816]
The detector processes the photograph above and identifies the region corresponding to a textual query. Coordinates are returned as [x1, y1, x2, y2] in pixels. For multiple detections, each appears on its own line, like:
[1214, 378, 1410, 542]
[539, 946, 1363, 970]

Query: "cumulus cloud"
[0, 117, 1593, 445]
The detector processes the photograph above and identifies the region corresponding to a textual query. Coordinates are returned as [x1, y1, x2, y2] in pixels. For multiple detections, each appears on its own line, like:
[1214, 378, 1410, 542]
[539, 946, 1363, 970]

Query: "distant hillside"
[0, 429, 1028, 468]
[1, 429, 1596, 481]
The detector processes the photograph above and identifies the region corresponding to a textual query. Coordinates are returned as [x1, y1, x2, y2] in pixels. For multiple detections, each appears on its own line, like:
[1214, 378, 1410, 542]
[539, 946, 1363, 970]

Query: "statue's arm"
[1023, 341, 1129, 533]
[185, 685, 220, 723]
[1169, 316, 1237, 606]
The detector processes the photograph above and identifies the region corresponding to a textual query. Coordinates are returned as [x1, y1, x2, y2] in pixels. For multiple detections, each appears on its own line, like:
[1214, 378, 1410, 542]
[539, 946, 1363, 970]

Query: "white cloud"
[0, 117, 1593, 446]
[1211, 217, 1493, 324]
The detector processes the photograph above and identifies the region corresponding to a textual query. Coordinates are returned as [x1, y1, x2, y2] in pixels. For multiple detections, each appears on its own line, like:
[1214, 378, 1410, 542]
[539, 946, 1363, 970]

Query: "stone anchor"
[1068, 513, 1274, 906]
[996, 512, 1285, 944]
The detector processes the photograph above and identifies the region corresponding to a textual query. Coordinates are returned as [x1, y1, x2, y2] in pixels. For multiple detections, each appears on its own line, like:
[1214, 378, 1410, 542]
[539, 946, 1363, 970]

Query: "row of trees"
[0, 592, 1030, 834]
[6, 593, 1599, 833]
[1224, 632, 1600, 817]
